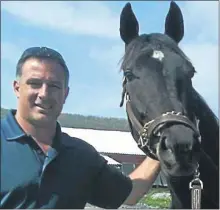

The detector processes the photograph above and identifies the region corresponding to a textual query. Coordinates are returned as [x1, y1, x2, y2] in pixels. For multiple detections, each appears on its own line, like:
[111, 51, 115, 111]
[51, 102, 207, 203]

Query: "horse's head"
[119, 2, 201, 177]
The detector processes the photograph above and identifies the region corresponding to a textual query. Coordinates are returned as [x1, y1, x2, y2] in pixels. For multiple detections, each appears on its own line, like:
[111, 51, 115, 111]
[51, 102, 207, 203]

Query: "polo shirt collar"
[3, 110, 62, 150]
[3, 109, 26, 141]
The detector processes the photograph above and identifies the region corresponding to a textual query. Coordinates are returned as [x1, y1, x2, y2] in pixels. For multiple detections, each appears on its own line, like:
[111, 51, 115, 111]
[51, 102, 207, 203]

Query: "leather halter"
[125, 93, 201, 160]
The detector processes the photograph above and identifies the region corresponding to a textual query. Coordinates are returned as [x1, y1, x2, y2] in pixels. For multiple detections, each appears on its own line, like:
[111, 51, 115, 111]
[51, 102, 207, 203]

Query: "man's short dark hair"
[16, 47, 69, 87]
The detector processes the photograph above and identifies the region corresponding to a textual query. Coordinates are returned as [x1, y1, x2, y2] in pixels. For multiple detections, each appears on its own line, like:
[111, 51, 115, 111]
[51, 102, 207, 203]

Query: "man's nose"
[38, 84, 49, 99]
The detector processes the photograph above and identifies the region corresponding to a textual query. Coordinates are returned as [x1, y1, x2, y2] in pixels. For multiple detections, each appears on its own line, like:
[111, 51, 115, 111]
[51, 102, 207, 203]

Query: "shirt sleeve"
[88, 155, 133, 209]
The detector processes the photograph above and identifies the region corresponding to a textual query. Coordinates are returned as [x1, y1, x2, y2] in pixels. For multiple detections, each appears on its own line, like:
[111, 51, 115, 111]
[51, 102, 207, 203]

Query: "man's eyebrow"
[26, 78, 42, 82]
[26, 78, 62, 85]
[47, 80, 62, 85]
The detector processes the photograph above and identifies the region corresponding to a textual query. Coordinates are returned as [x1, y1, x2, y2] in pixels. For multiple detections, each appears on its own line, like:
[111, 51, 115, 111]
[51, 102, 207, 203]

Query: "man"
[1, 46, 160, 208]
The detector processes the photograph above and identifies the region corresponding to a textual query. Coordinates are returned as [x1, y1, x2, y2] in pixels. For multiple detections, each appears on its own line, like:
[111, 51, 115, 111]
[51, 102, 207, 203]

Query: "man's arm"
[123, 157, 160, 205]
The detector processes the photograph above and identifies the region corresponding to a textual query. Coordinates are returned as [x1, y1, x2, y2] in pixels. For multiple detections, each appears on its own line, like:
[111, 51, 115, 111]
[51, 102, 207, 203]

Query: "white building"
[61, 127, 167, 187]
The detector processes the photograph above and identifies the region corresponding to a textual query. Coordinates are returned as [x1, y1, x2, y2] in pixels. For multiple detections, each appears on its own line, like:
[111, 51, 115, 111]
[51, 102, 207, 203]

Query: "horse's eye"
[124, 71, 134, 82]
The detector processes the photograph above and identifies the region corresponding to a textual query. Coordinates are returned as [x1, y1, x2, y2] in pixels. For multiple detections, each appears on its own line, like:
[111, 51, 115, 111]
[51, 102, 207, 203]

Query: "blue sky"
[1, 1, 218, 118]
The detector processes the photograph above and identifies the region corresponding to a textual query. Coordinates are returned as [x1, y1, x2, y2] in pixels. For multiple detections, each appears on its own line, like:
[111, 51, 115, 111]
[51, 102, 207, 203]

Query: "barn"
[61, 127, 167, 187]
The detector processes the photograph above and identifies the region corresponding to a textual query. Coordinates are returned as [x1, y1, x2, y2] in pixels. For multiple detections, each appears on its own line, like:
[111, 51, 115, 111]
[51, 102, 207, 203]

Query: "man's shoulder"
[60, 131, 107, 168]
[1, 109, 16, 131]
[1, 118, 7, 139]
[1, 114, 9, 127]
[60, 131, 98, 154]
[1, 110, 26, 141]
[1, 115, 11, 138]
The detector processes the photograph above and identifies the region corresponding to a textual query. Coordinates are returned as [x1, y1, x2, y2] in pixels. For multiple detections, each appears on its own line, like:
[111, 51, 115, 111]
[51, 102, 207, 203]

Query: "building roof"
[61, 127, 145, 155]
[100, 154, 121, 165]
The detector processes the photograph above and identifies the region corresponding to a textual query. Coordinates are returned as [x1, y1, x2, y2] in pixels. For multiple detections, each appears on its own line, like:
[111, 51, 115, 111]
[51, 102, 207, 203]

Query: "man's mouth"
[35, 104, 52, 110]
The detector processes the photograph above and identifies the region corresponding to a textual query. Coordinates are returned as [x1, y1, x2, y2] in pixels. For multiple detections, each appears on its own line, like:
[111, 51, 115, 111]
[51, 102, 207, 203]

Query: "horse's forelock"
[121, 33, 194, 74]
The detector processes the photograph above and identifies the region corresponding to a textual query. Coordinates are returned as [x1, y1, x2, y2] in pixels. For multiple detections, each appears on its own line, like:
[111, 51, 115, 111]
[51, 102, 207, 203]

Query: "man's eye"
[49, 84, 61, 89]
[29, 82, 41, 87]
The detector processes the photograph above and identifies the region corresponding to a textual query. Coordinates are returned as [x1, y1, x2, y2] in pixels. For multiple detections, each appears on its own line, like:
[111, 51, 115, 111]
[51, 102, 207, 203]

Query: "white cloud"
[1, 42, 23, 65]
[181, 43, 218, 112]
[1, 1, 119, 38]
[89, 44, 124, 73]
[64, 83, 126, 118]
[179, 1, 218, 113]
[181, 1, 218, 42]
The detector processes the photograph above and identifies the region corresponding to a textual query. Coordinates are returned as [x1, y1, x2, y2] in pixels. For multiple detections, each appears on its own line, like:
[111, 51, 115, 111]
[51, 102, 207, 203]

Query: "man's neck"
[15, 112, 56, 146]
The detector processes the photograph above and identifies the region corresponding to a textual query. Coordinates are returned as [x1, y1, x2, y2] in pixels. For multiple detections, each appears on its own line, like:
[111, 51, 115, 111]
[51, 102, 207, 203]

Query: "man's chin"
[29, 114, 56, 126]
[35, 106, 52, 114]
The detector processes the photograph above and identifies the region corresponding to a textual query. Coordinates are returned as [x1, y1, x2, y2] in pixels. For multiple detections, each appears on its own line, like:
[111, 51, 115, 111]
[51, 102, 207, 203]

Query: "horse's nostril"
[177, 144, 191, 155]
[161, 136, 168, 150]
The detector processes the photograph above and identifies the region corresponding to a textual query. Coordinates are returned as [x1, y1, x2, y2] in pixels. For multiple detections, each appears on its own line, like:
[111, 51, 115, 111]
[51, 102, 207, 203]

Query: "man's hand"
[123, 156, 160, 205]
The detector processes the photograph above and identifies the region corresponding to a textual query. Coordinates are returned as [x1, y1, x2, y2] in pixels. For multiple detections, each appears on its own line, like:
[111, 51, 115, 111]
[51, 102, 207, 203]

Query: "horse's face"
[119, 2, 201, 177]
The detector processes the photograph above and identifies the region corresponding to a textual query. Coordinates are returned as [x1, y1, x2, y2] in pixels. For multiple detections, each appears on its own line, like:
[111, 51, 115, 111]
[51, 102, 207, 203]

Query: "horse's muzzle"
[157, 125, 201, 177]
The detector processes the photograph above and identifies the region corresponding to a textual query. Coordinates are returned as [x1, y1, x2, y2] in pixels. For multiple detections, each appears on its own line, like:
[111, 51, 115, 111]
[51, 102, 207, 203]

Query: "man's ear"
[63, 86, 69, 104]
[13, 80, 20, 98]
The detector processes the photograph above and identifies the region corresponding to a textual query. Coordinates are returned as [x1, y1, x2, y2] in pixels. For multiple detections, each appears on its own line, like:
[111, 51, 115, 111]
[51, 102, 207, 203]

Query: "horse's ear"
[120, 2, 139, 45]
[165, 1, 184, 43]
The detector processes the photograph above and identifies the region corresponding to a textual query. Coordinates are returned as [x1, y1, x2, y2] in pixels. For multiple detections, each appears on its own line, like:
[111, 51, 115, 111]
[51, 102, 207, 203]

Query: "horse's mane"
[192, 87, 218, 129]
[192, 87, 219, 164]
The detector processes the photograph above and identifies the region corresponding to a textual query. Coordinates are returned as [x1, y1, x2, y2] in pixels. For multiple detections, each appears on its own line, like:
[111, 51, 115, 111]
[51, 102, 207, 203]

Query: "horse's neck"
[192, 88, 219, 166]
[198, 116, 218, 146]
[165, 174, 193, 209]
[165, 89, 219, 209]
[198, 117, 219, 167]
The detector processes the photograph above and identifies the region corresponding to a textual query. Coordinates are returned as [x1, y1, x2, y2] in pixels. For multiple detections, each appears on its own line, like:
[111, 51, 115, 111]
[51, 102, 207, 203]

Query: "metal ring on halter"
[189, 178, 204, 189]
[189, 163, 203, 189]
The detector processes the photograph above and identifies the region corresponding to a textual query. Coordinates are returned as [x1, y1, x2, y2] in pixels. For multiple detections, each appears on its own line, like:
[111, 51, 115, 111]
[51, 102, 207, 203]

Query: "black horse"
[119, 1, 219, 209]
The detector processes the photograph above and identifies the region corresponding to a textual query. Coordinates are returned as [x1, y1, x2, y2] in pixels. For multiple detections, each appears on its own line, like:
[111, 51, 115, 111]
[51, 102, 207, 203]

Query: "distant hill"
[1, 108, 130, 132]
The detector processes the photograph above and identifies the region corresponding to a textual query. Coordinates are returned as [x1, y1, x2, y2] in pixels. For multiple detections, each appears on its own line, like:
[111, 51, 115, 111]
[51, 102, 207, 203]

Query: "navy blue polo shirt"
[1, 110, 132, 208]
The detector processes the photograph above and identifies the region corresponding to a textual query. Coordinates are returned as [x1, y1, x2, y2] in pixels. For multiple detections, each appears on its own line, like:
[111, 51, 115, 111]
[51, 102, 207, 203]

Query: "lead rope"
[189, 118, 203, 209]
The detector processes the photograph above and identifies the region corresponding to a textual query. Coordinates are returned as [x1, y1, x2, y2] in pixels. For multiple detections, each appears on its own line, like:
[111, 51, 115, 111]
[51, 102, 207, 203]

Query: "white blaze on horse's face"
[152, 50, 164, 62]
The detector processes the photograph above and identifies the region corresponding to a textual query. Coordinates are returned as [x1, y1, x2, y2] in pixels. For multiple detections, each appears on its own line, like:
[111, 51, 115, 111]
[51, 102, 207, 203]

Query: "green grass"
[139, 187, 171, 209]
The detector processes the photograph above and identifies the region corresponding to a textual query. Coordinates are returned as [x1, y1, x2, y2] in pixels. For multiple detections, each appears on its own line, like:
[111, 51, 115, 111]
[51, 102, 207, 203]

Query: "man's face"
[14, 58, 69, 126]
